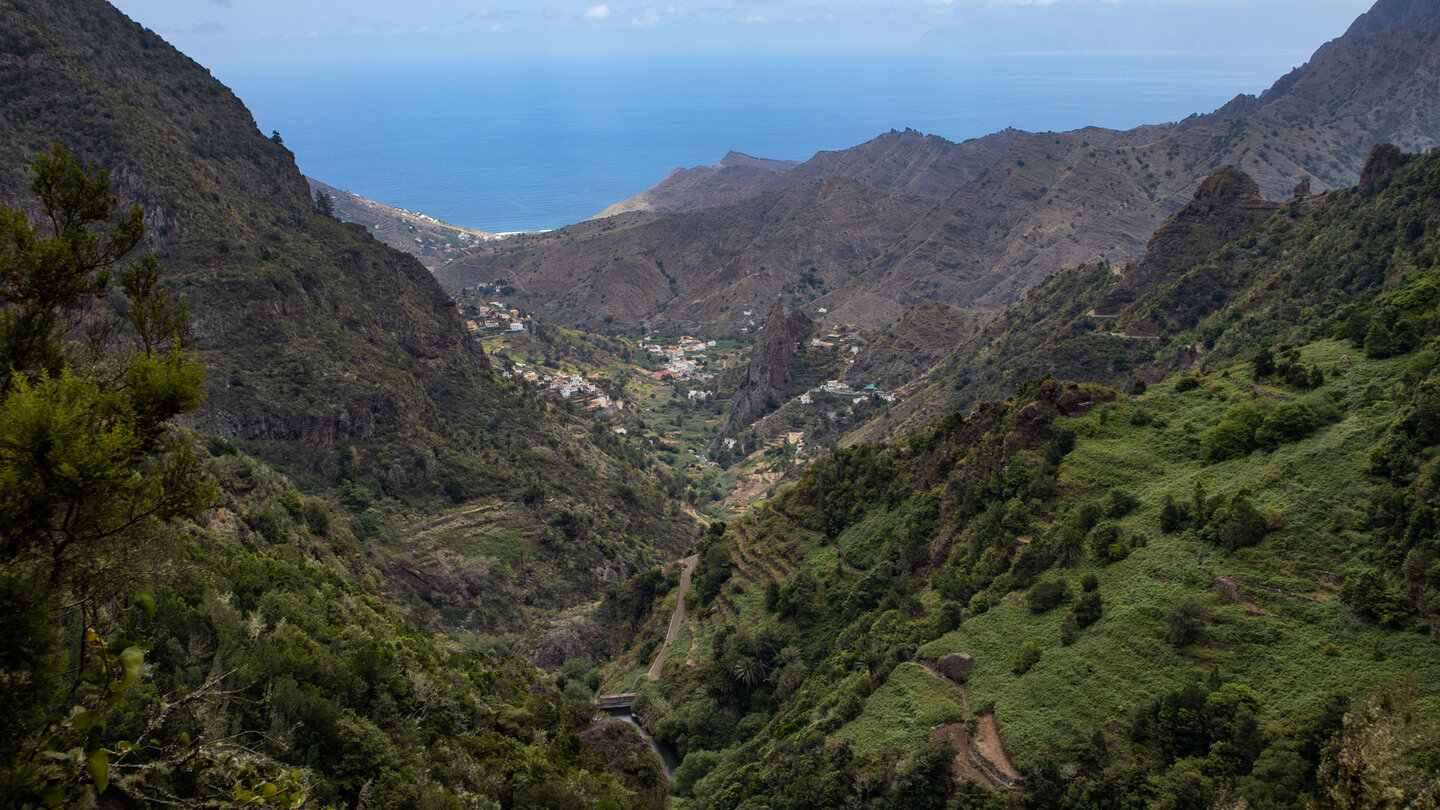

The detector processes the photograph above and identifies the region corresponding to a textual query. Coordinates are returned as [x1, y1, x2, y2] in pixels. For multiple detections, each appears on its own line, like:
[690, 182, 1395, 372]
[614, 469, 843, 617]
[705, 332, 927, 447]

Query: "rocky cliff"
[721, 300, 814, 433]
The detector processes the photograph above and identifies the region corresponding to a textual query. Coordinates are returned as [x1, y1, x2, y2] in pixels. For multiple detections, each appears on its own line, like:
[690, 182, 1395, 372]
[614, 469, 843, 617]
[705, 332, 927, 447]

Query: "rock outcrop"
[721, 301, 814, 432]
[937, 653, 974, 683]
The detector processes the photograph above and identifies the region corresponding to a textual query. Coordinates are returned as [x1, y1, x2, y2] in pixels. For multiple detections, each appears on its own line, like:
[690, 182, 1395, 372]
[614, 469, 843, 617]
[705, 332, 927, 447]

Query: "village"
[506, 363, 617, 412]
[442, 287, 913, 516]
[461, 299, 528, 335]
[449, 290, 623, 411]
[638, 334, 719, 382]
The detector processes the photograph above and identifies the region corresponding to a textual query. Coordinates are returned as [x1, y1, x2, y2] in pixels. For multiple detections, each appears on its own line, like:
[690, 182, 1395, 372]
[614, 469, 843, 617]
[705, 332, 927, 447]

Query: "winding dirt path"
[920, 664, 1024, 794]
[647, 555, 698, 681]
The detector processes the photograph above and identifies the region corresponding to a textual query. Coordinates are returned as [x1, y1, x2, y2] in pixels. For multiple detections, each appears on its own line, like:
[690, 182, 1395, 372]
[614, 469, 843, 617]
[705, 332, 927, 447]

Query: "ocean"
[222, 50, 1314, 234]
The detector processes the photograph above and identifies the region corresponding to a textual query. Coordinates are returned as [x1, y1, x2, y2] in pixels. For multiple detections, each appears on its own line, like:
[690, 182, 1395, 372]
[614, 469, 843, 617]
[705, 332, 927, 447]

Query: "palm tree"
[732, 656, 766, 689]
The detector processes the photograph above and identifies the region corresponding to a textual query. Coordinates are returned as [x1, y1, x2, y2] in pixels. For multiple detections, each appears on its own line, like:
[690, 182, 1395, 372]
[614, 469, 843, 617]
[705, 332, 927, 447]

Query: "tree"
[1071, 590, 1103, 628]
[1255, 401, 1320, 450]
[314, 189, 335, 217]
[1160, 494, 1191, 533]
[1026, 578, 1069, 612]
[1203, 490, 1271, 551]
[1, 143, 142, 380]
[1013, 639, 1043, 674]
[1316, 684, 1440, 809]
[1203, 402, 1266, 461]
[1165, 597, 1208, 647]
[0, 144, 214, 804]
[1252, 348, 1276, 380]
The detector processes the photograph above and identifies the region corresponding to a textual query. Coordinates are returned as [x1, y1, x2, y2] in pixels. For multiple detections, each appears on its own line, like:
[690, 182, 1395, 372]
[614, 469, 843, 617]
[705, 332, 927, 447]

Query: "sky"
[103, 0, 1385, 231]
[110, 0, 1380, 76]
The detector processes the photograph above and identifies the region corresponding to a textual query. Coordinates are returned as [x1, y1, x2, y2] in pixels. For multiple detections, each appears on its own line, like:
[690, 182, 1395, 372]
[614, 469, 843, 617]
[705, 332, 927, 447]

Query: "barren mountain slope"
[441, 0, 1440, 334]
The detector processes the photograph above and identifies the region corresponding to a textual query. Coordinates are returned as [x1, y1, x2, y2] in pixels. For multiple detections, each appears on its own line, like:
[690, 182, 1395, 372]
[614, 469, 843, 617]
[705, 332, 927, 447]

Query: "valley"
[4, 0, 1440, 808]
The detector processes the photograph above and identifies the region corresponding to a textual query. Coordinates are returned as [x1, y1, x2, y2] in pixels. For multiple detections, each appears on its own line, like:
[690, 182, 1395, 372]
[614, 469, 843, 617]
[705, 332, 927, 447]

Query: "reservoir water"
[221, 51, 1313, 234]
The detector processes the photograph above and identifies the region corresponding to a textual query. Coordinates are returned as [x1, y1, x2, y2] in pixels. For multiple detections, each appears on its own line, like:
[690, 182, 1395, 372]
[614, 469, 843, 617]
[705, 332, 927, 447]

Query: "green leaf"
[88, 749, 108, 793]
[70, 707, 102, 734]
[116, 646, 144, 692]
[132, 589, 155, 619]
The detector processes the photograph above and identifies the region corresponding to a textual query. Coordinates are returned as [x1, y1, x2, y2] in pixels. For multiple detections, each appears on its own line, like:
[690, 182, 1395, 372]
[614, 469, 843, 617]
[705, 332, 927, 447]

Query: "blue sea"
[223, 51, 1313, 234]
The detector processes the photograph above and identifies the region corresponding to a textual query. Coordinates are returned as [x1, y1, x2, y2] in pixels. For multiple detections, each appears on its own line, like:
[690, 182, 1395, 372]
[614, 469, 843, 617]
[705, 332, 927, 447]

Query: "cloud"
[741, 15, 767, 23]
[633, 8, 662, 27]
[584, 5, 611, 20]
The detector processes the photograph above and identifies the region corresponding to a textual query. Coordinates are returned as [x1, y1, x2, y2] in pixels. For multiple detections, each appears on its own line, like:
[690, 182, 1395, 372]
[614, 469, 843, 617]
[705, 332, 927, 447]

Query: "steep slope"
[808, 0, 1440, 324]
[781, 128, 1032, 199]
[306, 176, 496, 271]
[596, 151, 802, 218]
[842, 302, 989, 389]
[1091, 166, 1282, 317]
[719, 300, 815, 433]
[855, 143, 1439, 446]
[0, 0, 696, 626]
[596, 128, 1030, 218]
[441, 0, 1440, 334]
[597, 144, 1440, 810]
[0, 0, 486, 491]
[444, 177, 936, 332]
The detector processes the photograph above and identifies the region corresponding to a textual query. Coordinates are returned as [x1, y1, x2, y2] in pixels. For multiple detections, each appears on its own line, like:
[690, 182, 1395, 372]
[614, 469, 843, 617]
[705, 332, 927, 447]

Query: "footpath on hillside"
[648, 555, 699, 680]
[920, 662, 1024, 794]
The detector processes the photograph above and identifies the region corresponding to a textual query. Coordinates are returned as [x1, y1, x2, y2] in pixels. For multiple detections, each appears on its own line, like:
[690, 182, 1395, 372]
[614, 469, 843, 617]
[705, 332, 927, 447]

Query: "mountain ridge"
[440, 0, 1440, 334]
[0, 0, 697, 630]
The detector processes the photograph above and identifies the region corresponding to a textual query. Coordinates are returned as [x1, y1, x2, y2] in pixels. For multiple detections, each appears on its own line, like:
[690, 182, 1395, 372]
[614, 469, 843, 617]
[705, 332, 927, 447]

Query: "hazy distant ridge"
[439, 0, 1440, 335]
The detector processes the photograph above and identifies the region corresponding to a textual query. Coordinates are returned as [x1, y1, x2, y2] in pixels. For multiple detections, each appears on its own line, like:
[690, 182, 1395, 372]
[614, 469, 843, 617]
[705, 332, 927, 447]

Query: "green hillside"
[0, 146, 664, 808]
[861, 143, 1440, 445]
[609, 147, 1440, 809]
[8, 0, 1440, 807]
[0, 0, 697, 634]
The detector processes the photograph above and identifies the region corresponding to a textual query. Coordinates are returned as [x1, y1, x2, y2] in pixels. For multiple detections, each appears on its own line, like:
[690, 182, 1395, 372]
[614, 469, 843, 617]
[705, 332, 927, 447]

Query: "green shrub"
[1025, 578, 1069, 613]
[1254, 401, 1320, 450]
[1060, 614, 1078, 646]
[1203, 402, 1266, 461]
[339, 480, 373, 512]
[1175, 376, 1201, 392]
[1106, 489, 1140, 518]
[1203, 491, 1270, 551]
[1012, 640, 1043, 675]
[1253, 348, 1276, 380]
[674, 750, 723, 797]
[1160, 494, 1191, 533]
[1341, 570, 1413, 628]
[1166, 597, 1208, 647]
[1071, 591, 1103, 628]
